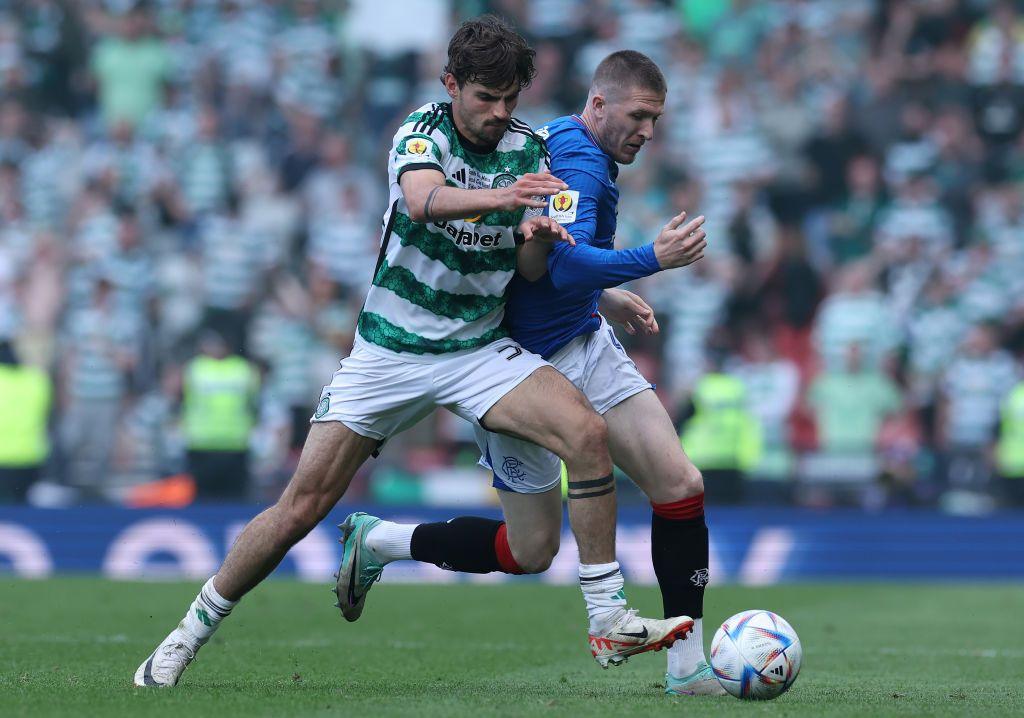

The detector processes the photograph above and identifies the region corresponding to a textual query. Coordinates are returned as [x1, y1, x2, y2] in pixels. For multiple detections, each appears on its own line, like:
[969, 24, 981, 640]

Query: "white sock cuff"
[204, 576, 238, 613]
[364, 521, 416, 562]
[579, 561, 620, 579]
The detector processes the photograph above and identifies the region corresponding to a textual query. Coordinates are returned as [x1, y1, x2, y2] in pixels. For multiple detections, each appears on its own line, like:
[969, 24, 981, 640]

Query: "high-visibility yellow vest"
[182, 355, 259, 452]
[680, 373, 762, 472]
[997, 383, 1024, 478]
[0, 364, 51, 466]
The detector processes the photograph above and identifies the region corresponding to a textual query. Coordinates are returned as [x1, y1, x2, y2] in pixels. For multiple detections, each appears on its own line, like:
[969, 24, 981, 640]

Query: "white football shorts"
[312, 335, 550, 444]
[475, 317, 653, 493]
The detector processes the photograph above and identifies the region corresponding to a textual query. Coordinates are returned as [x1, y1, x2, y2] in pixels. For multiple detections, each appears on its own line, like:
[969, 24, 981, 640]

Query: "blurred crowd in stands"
[0, 0, 1022, 511]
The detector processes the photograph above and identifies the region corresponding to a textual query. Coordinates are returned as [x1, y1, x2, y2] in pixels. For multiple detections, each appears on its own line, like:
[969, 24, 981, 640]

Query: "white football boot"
[133, 627, 200, 687]
[588, 609, 694, 669]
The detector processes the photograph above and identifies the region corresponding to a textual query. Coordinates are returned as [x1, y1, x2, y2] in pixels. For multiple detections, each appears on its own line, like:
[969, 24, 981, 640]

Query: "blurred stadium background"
[0, 0, 1023, 586]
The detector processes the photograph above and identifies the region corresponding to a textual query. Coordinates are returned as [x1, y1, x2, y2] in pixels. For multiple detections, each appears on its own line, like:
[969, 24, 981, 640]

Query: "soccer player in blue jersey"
[491, 50, 721, 695]
[356, 51, 722, 694]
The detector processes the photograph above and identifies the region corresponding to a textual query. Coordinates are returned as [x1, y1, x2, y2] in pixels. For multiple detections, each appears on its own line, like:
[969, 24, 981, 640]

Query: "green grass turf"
[1, 578, 1022, 717]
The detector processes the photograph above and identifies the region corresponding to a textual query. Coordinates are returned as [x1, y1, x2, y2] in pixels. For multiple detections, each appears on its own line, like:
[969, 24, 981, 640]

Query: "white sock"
[579, 561, 627, 634]
[668, 617, 705, 677]
[364, 521, 416, 563]
[180, 576, 238, 645]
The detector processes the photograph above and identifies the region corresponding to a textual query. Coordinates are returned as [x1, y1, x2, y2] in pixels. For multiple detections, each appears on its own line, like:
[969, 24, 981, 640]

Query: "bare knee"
[563, 411, 609, 466]
[513, 533, 561, 574]
[657, 462, 705, 503]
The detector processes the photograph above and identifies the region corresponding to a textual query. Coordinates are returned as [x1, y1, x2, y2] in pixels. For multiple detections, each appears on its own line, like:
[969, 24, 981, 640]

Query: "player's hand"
[599, 288, 659, 336]
[653, 212, 707, 269]
[499, 171, 568, 211]
[518, 216, 575, 246]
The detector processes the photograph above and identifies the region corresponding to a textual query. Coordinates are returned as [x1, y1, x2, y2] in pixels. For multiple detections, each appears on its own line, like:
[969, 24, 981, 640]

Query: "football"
[709, 609, 802, 700]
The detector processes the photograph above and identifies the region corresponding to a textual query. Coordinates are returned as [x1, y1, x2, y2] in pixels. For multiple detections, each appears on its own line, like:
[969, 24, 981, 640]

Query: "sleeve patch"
[549, 190, 580, 224]
[403, 137, 434, 156]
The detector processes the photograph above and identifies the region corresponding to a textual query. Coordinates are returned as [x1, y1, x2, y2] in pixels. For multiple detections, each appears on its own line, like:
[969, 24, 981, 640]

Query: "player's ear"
[442, 73, 459, 100]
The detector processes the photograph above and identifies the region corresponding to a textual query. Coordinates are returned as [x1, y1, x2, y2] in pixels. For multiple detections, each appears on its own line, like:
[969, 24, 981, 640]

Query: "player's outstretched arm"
[546, 212, 707, 292]
[401, 169, 567, 224]
[598, 288, 659, 336]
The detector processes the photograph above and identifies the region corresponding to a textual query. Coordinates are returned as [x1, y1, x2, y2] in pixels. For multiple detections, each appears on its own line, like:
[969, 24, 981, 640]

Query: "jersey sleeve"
[521, 136, 551, 222]
[391, 107, 450, 179]
[545, 162, 660, 292]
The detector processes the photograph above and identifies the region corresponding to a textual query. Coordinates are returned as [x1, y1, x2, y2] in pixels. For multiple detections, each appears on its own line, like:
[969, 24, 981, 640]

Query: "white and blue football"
[710, 609, 802, 700]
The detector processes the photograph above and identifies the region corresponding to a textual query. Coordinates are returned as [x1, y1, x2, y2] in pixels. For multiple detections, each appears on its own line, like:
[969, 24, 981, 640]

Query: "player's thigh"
[481, 365, 605, 458]
[603, 389, 703, 503]
[498, 484, 563, 571]
[277, 421, 379, 523]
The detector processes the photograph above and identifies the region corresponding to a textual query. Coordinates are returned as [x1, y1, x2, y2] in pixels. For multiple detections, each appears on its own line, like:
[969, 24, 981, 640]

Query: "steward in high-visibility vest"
[183, 333, 260, 500]
[680, 372, 762, 503]
[0, 343, 52, 502]
[681, 373, 762, 471]
[997, 381, 1024, 505]
[183, 355, 259, 452]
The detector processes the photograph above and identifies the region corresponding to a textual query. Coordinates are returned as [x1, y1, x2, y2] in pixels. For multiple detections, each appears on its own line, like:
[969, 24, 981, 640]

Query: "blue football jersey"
[503, 115, 620, 358]
[503, 115, 660, 358]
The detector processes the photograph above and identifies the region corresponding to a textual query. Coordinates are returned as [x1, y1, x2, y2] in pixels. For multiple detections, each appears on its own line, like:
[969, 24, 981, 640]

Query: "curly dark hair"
[443, 15, 537, 90]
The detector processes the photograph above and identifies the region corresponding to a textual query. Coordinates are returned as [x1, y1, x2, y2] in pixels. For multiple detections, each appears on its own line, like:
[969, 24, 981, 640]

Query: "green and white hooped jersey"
[357, 102, 548, 357]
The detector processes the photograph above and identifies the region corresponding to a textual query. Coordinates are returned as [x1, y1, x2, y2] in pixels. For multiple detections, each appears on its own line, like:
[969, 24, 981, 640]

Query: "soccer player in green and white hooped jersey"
[357, 99, 549, 355]
[134, 16, 692, 688]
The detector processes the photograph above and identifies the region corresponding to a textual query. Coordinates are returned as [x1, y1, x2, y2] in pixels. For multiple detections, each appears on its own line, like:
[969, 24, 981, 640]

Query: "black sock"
[651, 509, 708, 619]
[410, 517, 504, 573]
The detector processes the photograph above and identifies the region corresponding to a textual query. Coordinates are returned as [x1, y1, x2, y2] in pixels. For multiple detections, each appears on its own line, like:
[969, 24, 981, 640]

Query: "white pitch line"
[880, 647, 1024, 659]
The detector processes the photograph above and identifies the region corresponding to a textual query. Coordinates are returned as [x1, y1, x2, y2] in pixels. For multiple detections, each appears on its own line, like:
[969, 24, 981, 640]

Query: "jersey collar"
[571, 115, 618, 181]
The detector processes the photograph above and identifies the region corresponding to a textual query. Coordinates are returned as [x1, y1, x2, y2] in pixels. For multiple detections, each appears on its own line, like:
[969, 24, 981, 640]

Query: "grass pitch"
[1, 578, 1021, 717]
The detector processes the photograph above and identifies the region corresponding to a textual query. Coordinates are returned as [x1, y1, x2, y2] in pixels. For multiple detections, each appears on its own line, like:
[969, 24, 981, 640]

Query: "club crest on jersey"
[549, 190, 579, 224]
[406, 137, 431, 155]
[491, 173, 517, 189]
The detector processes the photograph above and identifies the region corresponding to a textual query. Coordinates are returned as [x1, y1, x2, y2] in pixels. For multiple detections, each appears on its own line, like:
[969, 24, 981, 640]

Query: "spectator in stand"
[814, 261, 899, 371]
[198, 193, 264, 355]
[176, 105, 233, 218]
[828, 154, 886, 267]
[730, 332, 799, 481]
[937, 324, 1019, 493]
[59, 276, 140, 494]
[89, 3, 171, 129]
[754, 224, 823, 373]
[808, 342, 901, 457]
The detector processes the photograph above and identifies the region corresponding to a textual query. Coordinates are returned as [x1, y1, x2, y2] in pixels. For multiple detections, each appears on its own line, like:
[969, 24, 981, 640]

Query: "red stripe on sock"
[652, 493, 704, 520]
[494, 522, 525, 575]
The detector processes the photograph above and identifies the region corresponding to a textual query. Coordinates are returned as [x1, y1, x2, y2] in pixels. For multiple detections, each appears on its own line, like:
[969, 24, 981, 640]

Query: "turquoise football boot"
[334, 512, 385, 622]
[666, 660, 728, 696]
